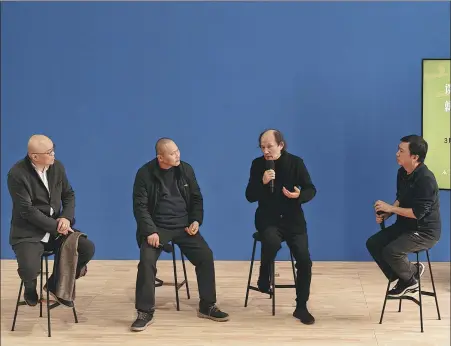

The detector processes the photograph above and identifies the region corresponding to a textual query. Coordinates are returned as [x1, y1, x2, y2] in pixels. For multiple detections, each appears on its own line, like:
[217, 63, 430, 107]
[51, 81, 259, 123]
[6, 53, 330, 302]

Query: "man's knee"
[366, 234, 378, 254]
[260, 228, 282, 253]
[13, 242, 43, 282]
[78, 236, 95, 259]
[189, 241, 214, 267]
[138, 242, 159, 269]
[293, 249, 312, 269]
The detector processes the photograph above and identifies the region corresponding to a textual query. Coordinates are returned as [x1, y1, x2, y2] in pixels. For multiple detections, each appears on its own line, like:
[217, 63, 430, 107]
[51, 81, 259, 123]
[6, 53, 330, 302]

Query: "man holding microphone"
[367, 135, 441, 297]
[245, 129, 317, 325]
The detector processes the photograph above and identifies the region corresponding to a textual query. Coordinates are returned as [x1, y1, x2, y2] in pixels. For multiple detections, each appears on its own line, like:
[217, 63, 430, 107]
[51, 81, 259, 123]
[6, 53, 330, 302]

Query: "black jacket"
[245, 151, 316, 234]
[395, 163, 441, 237]
[133, 159, 203, 246]
[7, 156, 76, 246]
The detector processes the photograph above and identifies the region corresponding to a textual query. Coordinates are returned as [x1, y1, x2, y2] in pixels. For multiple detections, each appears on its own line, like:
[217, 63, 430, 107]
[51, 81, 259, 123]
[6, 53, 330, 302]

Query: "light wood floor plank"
[1, 260, 449, 346]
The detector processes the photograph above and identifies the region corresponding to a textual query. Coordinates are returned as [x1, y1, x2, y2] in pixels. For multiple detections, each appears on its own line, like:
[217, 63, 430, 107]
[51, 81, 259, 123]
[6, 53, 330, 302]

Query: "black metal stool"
[155, 241, 190, 311]
[244, 232, 297, 315]
[379, 249, 441, 332]
[11, 250, 78, 337]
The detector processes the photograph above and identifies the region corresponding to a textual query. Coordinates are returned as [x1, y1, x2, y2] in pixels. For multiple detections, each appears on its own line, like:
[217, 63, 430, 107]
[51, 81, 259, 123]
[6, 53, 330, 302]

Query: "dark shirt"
[153, 167, 189, 230]
[395, 163, 441, 237]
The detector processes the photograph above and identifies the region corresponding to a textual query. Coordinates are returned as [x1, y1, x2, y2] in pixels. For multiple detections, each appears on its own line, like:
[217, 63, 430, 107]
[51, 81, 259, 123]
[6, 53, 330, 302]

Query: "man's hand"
[185, 221, 199, 236]
[374, 200, 394, 214]
[56, 217, 70, 233]
[376, 212, 390, 224]
[147, 233, 160, 248]
[262, 170, 275, 185]
[282, 186, 300, 199]
[57, 226, 74, 236]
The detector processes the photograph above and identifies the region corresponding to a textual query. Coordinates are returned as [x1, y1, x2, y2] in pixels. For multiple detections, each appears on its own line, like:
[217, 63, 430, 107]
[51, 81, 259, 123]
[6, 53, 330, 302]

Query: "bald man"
[7, 135, 95, 307]
[245, 129, 317, 325]
[131, 137, 229, 332]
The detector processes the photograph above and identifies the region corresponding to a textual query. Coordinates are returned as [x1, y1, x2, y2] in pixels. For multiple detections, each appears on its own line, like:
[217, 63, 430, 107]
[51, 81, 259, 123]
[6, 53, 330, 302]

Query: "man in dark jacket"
[131, 138, 229, 332]
[367, 135, 441, 297]
[7, 134, 95, 307]
[245, 129, 317, 325]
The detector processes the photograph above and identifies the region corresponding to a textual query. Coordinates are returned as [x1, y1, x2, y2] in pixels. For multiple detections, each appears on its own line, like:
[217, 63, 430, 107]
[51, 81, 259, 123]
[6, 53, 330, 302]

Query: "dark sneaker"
[198, 305, 229, 322]
[293, 306, 315, 325]
[131, 310, 154, 332]
[23, 279, 38, 307]
[388, 278, 418, 297]
[414, 262, 425, 280]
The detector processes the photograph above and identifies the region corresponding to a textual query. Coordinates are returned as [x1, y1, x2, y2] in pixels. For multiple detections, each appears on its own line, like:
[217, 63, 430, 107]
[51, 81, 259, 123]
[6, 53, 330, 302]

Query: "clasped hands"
[56, 217, 73, 236]
[262, 169, 300, 199]
[147, 221, 200, 248]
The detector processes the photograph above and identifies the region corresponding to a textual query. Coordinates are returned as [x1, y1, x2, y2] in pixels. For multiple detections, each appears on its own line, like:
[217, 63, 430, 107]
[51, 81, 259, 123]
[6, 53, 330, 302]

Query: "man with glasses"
[7, 134, 95, 307]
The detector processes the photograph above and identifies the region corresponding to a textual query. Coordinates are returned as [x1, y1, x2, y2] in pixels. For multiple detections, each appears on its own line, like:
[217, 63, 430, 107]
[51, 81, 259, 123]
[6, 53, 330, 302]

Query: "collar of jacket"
[147, 158, 183, 180]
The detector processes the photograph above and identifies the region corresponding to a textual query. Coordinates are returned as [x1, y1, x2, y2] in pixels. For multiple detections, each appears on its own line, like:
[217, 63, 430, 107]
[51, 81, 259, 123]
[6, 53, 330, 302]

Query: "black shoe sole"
[388, 283, 419, 297]
[197, 311, 230, 322]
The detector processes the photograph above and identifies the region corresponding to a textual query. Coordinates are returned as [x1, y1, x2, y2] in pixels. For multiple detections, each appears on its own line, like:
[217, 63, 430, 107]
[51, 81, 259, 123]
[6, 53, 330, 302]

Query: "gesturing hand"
[282, 186, 300, 199]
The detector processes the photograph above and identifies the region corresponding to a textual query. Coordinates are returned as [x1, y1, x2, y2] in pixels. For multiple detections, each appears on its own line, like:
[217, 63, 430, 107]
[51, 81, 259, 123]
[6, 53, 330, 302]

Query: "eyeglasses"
[31, 146, 55, 156]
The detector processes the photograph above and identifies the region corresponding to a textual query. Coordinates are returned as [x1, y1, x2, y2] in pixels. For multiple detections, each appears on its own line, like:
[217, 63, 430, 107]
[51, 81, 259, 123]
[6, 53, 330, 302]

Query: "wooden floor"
[1, 259, 449, 346]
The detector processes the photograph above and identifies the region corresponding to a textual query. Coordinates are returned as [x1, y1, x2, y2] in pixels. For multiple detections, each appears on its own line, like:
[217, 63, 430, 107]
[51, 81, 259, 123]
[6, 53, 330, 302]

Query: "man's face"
[158, 141, 181, 167]
[32, 141, 55, 166]
[260, 132, 283, 160]
[396, 141, 418, 167]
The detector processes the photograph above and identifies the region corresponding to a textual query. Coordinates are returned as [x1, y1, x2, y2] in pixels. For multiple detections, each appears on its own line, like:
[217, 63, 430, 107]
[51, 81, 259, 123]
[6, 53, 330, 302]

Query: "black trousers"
[135, 228, 216, 313]
[259, 226, 312, 305]
[12, 235, 95, 286]
[366, 223, 439, 282]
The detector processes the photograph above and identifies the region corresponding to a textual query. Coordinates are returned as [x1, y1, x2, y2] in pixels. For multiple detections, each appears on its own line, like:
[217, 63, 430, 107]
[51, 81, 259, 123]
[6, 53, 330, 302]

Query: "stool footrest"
[176, 280, 187, 290]
[387, 290, 437, 307]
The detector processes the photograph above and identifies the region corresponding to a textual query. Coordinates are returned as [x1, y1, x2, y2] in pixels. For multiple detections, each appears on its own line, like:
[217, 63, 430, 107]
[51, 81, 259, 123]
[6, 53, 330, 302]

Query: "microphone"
[376, 210, 385, 229]
[158, 243, 173, 253]
[267, 160, 275, 193]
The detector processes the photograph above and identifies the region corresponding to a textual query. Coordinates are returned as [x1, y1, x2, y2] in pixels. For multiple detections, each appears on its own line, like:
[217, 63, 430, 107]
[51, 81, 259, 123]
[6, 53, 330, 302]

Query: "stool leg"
[398, 298, 402, 312]
[40, 257, 44, 317]
[72, 304, 79, 323]
[379, 279, 391, 324]
[45, 256, 51, 337]
[172, 248, 180, 311]
[271, 261, 275, 316]
[11, 281, 24, 331]
[417, 252, 424, 333]
[426, 250, 441, 320]
[181, 249, 190, 299]
[244, 239, 257, 307]
[290, 250, 297, 284]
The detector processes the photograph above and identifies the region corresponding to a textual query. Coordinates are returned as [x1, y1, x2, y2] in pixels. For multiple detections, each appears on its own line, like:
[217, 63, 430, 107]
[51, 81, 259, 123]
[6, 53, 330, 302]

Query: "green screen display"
[422, 59, 450, 190]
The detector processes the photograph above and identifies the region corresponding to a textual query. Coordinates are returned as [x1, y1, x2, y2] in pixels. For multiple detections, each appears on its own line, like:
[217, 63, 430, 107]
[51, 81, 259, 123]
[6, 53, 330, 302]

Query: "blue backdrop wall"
[1, 2, 449, 261]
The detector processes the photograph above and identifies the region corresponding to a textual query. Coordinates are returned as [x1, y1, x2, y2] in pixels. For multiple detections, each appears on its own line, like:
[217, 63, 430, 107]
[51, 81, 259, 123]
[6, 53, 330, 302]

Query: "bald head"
[27, 134, 53, 154]
[155, 137, 181, 169]
[155, 137, 175, 156]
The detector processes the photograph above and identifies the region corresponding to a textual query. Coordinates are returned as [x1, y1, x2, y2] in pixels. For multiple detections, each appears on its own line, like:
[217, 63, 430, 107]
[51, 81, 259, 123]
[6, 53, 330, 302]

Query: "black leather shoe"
[293, 306, 315, 325]
[23, 280, 38, 306]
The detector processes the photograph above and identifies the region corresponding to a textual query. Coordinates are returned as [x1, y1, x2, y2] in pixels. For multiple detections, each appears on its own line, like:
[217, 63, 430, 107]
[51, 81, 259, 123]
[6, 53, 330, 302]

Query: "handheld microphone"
[158, 243, 173, 253]
[267, 160, 275, 193]
[376, 210, 385, 229]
